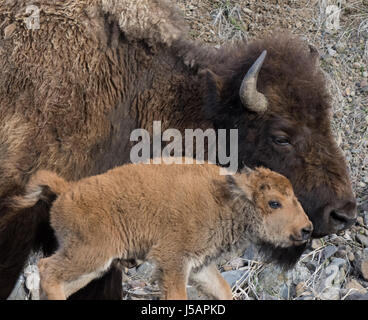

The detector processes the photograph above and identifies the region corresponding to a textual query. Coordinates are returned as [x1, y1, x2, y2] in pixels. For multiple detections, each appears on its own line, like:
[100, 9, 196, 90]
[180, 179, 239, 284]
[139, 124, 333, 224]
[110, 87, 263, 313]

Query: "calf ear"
[226, 175, 245, 198]
[206, 69, 224, 94]
[202, 69, 224, 102]
[225, 175, 255, 207]
[240, 165, 253, 176]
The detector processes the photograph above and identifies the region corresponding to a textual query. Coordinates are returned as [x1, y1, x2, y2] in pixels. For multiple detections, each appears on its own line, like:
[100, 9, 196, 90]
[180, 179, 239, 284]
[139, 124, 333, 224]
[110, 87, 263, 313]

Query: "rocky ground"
[8, 0, 368, 300]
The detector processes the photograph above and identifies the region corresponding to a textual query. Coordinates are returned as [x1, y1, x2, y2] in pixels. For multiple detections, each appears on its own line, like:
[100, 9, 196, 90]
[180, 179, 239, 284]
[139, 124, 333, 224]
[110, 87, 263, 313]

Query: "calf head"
[231, 167, 313, 246]
[228, 166, 313, 269]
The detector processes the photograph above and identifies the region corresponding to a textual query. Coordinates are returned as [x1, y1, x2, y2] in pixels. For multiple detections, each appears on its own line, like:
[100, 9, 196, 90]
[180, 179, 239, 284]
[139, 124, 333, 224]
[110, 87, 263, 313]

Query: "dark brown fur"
[14, 161, 312, 300]
[0, 0, 355, 299]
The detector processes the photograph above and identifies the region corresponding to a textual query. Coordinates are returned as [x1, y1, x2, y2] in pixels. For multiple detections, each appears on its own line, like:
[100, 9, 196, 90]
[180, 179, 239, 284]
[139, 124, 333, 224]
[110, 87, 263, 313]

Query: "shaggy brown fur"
[13, 161, 312, 300]
[0, 0, 355, 299]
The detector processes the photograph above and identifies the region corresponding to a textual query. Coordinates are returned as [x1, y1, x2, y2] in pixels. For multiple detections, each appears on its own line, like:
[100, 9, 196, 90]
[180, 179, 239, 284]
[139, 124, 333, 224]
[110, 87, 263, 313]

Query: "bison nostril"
[330, 209, 357, 230]
[301, 227, 312, 241]
[331, 211, 348, 223]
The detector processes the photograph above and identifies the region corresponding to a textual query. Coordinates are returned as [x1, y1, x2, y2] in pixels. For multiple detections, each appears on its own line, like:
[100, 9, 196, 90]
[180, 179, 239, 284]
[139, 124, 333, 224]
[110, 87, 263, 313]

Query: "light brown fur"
[15, 160, 312, 300]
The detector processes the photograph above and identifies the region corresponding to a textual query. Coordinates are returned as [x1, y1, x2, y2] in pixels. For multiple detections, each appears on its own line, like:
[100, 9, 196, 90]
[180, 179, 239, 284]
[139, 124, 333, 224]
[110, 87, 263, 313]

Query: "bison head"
[204, 34, 357, 237]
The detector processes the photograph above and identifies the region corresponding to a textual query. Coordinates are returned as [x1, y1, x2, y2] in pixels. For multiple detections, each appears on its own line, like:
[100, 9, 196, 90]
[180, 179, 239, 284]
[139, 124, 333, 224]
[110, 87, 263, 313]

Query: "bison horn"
[239, 50, 268, 113]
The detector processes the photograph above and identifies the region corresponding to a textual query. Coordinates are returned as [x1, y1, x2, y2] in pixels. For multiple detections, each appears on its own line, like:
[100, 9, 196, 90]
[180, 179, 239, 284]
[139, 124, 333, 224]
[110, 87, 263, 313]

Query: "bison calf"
[13, 160, 312, 300]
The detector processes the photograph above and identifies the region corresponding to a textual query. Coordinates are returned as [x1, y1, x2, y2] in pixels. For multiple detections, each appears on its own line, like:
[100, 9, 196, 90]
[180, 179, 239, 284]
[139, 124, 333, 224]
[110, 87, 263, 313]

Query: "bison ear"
[203, 69, 224, 99]
[200, 68, 228, 122]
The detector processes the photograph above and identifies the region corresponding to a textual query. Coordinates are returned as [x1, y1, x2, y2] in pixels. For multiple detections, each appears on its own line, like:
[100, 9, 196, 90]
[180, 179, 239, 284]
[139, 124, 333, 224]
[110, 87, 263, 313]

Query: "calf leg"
[38, 222, 123, 301]
[190, 263, 233, 300]
[155, 260, 190, 300]
[160, 271, 188, 300]
[38, 250, 114, 300]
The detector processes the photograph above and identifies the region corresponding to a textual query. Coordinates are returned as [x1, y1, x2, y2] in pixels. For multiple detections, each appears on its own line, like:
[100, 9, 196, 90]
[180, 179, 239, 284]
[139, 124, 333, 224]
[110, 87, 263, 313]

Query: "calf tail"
[11, 170, 70, 210]
[0, 170, 70, 298]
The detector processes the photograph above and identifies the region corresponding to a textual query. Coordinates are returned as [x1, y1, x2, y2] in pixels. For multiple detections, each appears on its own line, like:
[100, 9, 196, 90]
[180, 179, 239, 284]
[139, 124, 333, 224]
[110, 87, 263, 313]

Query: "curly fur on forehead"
[250, 167, 293, 195]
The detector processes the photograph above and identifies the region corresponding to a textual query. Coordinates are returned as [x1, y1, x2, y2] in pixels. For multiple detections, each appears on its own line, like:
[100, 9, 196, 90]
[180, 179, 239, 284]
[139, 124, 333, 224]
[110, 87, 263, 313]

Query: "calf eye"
[273, 136, 291, 146]
[269, 201, 282, 209]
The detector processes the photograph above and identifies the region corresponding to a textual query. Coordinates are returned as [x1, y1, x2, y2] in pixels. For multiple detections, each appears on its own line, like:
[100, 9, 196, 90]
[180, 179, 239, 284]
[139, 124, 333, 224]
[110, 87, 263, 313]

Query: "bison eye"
[273, 136, 291, 146]
[269, 201, 282, 209]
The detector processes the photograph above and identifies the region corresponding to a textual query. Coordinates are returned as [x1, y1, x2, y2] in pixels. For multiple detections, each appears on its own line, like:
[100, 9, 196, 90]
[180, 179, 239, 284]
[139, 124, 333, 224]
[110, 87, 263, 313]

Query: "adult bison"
[0, 0, 356, 299]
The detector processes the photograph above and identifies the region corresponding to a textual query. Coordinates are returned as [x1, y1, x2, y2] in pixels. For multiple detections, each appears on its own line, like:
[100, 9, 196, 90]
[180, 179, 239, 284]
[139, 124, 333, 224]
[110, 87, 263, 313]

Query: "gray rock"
[280, 283, 292, 300]
[356, 234, 368, 248]
[358, 260, 368, 281]
[327, 47, 337, 56]
[353, 62, 361, 69]
[257, 265, 289, 298]
[361, 201, 368, 212]
[311, 239, 323, 250]
[295, 294, 314, 300]
[344, 292, 368, 300]
[330, 257, 347, 269]
[335, 42, 346, 54]
[360, 279, 368, 288]
[261, 293, 278, 300]
[320, 287, 341, 300]
[363, 248, 368, 259]
[221, 269, 248, 288]
[318, 264, 340, 291]
[127, 267, 137, 276]
[361, 86, 368, 93]
[228, 257, 246, 269]
[242, 243, 257, 261]
[290, 264, 311, 286]
[348, 251, 355, 262]
[256, 263, 311, 300]
[321, 54, 333, 64]
[136, 262, 155, 280]
[305, 261, 318, 272]
[345, 279, 367, 294]
[335, 250, 347, 259]
[24, 265, 40, 300]
[363, 212, 368, 227]
[7, 276, 27, 300]
[322, 245, 338, 260]
[357, 216, 365, 226]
